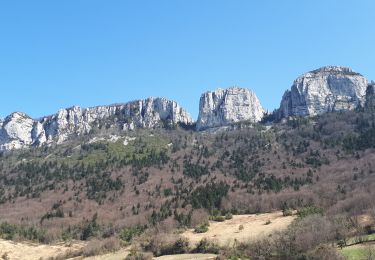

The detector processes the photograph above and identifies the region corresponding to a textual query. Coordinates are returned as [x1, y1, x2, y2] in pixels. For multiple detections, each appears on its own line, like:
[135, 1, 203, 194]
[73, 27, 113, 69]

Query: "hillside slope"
[0, 107, 374, 245]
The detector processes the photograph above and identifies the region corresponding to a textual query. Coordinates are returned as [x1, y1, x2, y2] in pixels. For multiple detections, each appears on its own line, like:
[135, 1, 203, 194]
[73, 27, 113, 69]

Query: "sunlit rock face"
[0, 112, 36, 150]
[0, 98, 192, 151]
[278, 66, 369, 119]
[196, 87, 264, 130]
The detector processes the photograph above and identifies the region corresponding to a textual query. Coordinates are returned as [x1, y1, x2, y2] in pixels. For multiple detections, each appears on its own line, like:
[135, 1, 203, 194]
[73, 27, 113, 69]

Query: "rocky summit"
[277, 66, 369, 118]
[1, 66, 374, 151]
[196, 87, 264, 130]
[0, 98, 192, 151]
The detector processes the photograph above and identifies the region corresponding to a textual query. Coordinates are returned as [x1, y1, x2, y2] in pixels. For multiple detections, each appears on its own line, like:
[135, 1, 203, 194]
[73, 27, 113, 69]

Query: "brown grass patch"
[181, 211, 295, 246]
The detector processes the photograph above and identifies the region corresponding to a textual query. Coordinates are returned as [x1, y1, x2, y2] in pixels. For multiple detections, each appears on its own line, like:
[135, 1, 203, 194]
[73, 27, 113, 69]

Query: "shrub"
[210, 215, 225, 222]
[125, 249, 153, 260]
[163, 188, 173, 197]
[159, 238, 189, 256]
[193, 238, 220, 254]
[0, 222, 47, 243]
[264, 220, 271, 225]
[337, 240, 345, 249]
[247, 239, 273, 259]
[82, 237, 121, 256]
[225, 213, 233, 220]
[194, 223, 209, 233]
[282, 208, 293, 216]
[297, 206, 323, 218]
[120, 225, 146, 242]
[41, 208, 65, 223]
[80, 215, 101, 240]
[279, 215, 334, 254]
[218, 238, 272, 260]
[306, 245, 344, 260]
[146, 234, 190, 257]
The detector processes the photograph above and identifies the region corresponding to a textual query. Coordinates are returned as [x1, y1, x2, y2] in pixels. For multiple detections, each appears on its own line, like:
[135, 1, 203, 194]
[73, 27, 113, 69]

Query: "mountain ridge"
[1, 65, 374, 151]
[0, 97, 193, 151]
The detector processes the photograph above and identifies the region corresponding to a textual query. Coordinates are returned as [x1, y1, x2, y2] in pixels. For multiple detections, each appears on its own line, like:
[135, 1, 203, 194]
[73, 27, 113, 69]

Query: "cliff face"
[0, 112, 36, 150]
[196, 87, 264, 130]
[1, 66, 373, 151]
[0, 98, 192, 151]
[278, 66, 369, 118]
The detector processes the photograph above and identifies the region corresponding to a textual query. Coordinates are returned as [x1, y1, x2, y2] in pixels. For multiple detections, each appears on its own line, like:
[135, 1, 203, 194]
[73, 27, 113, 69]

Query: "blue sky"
[0, 1, 374, 120]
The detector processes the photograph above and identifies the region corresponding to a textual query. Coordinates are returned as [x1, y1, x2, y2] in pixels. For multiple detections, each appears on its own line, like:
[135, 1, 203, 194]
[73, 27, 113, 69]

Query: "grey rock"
[197, 87, 264, 130]
[278, 66, 369, 118]
[0, 112, 35, 150]
[0, 98, 192, 151]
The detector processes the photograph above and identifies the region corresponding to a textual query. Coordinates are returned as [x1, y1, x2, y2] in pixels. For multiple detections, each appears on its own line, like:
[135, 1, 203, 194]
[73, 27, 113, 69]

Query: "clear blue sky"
[1, 1, 374, 120]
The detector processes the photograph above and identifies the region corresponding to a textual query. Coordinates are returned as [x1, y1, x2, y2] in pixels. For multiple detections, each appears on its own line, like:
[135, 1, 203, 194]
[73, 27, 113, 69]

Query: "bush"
[146, 234, 190, 257]
[247, 239, 273, 259]
[238, 225, 244, 231]
[120, 225, 146, 242]
[82, 237, 121, 256]
[218, 239, 272, 260]
[194, 223, 209, 233]
[126, 249, 153, 260]
[337, 240, 345, 249]
[297, 206, 323, 218]
[225, 213, 233, 220]
[283, 208, 293, 216]
[159, 237, 190, 256]
[0, 222, 47, 243]
[276, 215, 335, 255]
[210, 215, 225, 222]
[80, 216, 101, 240]
[306, 245, 344, 260]
[193, 238, 220, 254]
[264, 220, 272, 225]
[163, 188, 173, 197]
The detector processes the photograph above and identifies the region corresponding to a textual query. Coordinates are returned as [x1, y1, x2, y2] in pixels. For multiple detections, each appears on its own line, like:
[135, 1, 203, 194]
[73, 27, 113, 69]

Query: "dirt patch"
[0, 239, 85, 260]
[182, 211, 295, 246]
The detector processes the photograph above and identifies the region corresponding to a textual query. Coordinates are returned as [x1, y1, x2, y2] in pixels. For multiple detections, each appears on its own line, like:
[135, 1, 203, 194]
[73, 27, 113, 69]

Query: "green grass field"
[341, 244, 375, 260]
[346, 234, 375, 246]
[339, 234, 375, 259]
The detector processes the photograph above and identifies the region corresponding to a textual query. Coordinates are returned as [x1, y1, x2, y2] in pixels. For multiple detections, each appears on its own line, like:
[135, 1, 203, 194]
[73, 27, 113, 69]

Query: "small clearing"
[182, 211, 295, 246]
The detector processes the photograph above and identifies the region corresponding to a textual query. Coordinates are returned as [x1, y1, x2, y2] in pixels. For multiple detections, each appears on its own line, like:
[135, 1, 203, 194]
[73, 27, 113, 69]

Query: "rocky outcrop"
[196, 87, 264, 130]
[277, 66, 369, 118]
[41, 106, 90, 144]
[0, 112, 36, 151]
[0, 98, 192, 151]
[365, 83, 375, 112]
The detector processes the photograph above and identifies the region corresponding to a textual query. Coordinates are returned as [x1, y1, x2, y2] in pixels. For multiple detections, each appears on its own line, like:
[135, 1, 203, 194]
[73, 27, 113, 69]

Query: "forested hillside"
[0, 107, 375, 258]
